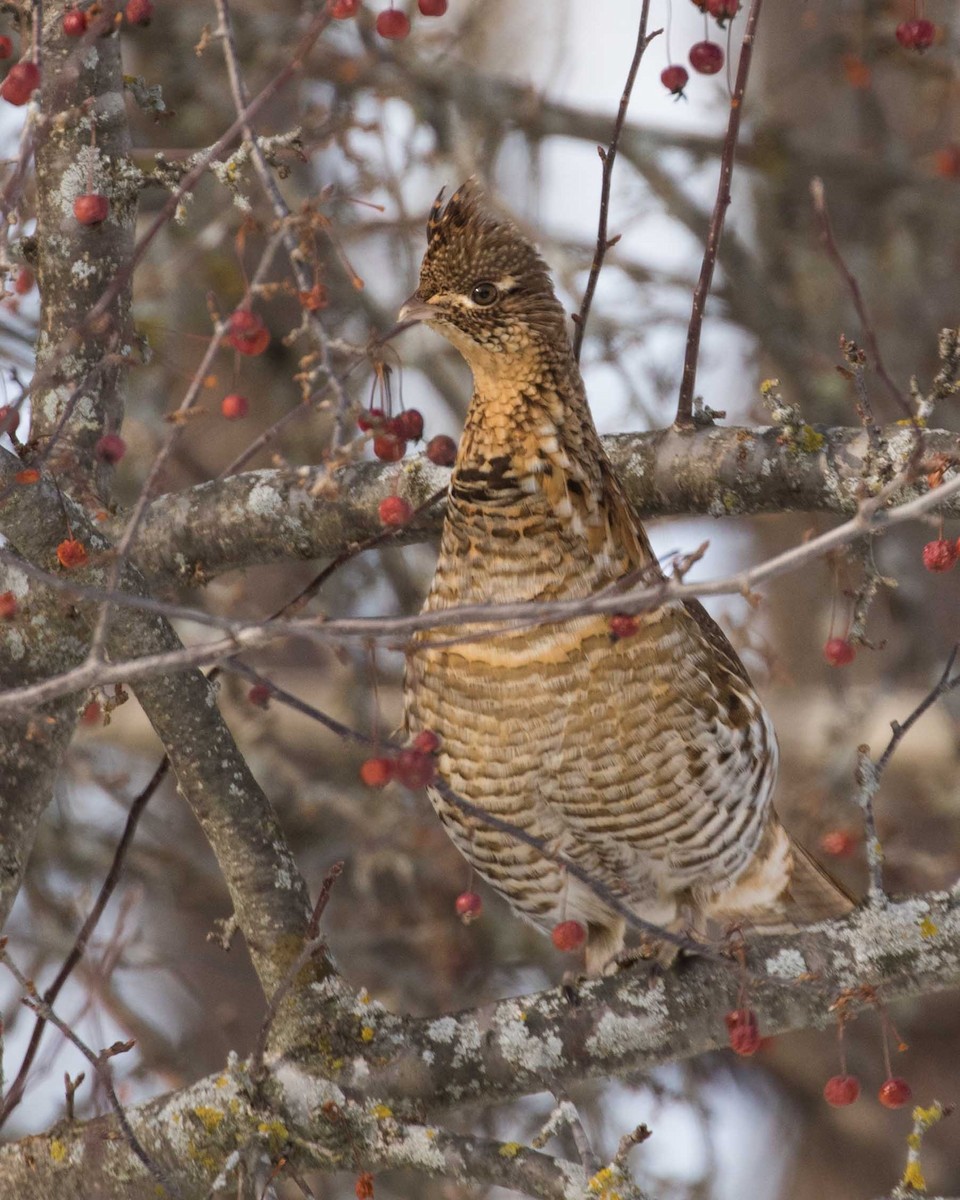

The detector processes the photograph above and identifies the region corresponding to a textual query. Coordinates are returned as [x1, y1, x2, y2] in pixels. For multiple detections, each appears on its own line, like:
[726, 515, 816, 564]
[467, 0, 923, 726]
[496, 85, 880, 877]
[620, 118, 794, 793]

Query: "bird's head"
[399, 180, 571, 378]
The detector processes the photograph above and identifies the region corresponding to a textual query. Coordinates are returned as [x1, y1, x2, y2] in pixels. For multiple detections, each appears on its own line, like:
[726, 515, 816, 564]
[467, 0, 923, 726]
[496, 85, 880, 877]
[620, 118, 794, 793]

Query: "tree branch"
[128, 423, 960, 583]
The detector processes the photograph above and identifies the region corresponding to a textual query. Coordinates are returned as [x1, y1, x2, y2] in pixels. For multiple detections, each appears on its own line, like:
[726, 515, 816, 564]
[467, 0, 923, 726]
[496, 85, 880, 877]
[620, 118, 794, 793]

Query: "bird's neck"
[453, 346, 602, 499]
[438, 343, 658, 596]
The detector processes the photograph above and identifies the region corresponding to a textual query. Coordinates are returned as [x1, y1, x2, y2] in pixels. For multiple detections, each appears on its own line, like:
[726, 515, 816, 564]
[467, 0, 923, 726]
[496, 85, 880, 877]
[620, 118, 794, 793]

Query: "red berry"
[0, 37, 12, 59]
[64, 9, 88, 35]
[355, 1172, 374, 1200]
[358, 407, 386, 432]
[824, 1074, 861, 1107]
[247, 683, 271, 708]
[329, 0, 360, 15]
[921, 538, 957, 573]
[378, 495, 413, 526]
[455, 890, 482, 923]
[298, 282, 328, 311]
[394, 748, 436, 788]
[394, 408, 424, 441]
[418, 0, 447, 13]
[412, 729, 440, 753]
[13, 267, 34, 294]
[725, 1008, 761, 1056]
[375, 7, 410, 38]
[220, 393, 248, 420]
[896, 19, 935, 51]
[124, 0, 153, 25]
[360, 756, 394, 787]
[706, 0, 739, 21]
[57, 539, 89, 570]
[689, 41, 724, 75]
[609, 613, 638, 640]
[823, 637, 855, 667]
[373, 432, 407, 462]
[660, 65, 689, 96]
[819, 830, 858, 858]
[1, 61, 40, 106]
[426, 434, 457, 466]
[878, 1077, 912, 1109]
[80, 698, 101, 725]
[0, 591, 17, 619]
[0, 405, 18, 436]
[95, 433, 126, 463]
[225, 309, 269, 356]
[551, 920, 586, 952]
[934, 145, 960, 179]
[74, 193, 109, 225]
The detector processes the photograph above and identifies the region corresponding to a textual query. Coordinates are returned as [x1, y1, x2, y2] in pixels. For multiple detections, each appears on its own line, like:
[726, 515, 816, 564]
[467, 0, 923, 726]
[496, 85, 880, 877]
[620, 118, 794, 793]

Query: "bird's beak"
[398, 293, 437, 325]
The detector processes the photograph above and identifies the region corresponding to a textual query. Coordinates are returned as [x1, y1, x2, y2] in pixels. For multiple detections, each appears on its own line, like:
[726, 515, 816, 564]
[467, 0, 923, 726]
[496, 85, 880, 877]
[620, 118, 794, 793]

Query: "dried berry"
[551, 920, 586, 952]
[823, 1074, 861, 1107]
[2, 61, 41, 106]
[689, 41, 724, 75]
[394, 748, 436, 788]
[373, 432, 407, 462]
[412, 729, 440, 753]
[0, 591, 17, 619]
[225, 309, 269, 356]
[823, 637, 855, 667]
[921, 538, 957, 573]
[95, 433, 127, 463]
[247, 683, 271, 708]
[394, 408, 424, 441]
[609, 613, 638, 640]
[221, 393, 248, 420]
[660, 65, 689, 96]
[455, 891, 482, 923]
[57, 539, 88, 570]
[359, 757, 394, 787]
[426, 434, 457, 466]
[378, 495, 413, 526]
[878, 1077, 912, 1109]
[74, 193, 110, 226]
[375, 7, 410, 38]
[725, 1007, 761, 1056]
[125, 0, 154, 25]
[64, 9, 89, 35]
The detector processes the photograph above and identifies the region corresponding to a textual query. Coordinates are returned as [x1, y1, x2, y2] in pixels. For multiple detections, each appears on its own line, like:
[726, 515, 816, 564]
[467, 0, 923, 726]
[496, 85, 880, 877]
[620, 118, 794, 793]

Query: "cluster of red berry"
[360, 729, 440, 789]
[454, 889, 588, 952]
[660, 0, 742, 98]
[358, 404, 457, 469]
[330, 0, 447, 40]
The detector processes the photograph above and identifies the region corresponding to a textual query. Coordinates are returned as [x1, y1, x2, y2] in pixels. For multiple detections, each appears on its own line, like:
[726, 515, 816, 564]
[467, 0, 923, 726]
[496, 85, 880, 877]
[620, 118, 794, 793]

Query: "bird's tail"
[704, 822, 856, 932]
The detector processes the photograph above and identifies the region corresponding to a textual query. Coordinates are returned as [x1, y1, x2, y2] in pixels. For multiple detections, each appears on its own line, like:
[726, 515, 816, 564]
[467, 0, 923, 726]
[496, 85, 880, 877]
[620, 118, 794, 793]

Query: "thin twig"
[0, 757, 170, 1127]
[0, 948, 183, 1199]
[855, 647, 960, 903]
[3, 460, 959, 712]
[811, 178, 911, 420]
[676, 0, 765, 428]
[572, 5, 656, 362]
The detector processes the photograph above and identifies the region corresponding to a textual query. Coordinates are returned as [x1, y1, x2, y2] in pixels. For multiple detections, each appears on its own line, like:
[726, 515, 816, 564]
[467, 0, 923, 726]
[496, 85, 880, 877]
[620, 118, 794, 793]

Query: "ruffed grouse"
[400, 181, 853, 976]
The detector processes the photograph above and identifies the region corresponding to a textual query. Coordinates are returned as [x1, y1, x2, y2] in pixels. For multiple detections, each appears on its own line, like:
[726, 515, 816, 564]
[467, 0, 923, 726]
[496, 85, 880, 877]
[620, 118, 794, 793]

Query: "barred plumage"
[400, 181, 853, 975]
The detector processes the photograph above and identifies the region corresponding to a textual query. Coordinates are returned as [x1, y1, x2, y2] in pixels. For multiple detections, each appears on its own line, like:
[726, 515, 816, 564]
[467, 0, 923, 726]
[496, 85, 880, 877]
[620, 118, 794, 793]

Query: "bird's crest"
[426, 178, 490, 251]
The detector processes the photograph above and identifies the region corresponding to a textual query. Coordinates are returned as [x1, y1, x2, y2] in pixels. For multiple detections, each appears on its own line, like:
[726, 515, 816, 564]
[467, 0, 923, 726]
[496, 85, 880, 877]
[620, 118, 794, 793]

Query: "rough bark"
[0, 887, 955, 1199]
[128, 423, 960, 583]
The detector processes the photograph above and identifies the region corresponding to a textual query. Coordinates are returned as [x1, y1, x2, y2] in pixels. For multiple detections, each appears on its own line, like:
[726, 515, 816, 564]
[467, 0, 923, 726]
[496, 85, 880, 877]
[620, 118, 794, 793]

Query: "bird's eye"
[470, 281, 499, 306]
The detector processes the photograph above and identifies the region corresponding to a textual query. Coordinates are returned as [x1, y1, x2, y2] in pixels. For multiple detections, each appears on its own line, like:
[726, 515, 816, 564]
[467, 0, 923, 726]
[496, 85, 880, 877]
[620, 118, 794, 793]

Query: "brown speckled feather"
[401, 182, 853, 974]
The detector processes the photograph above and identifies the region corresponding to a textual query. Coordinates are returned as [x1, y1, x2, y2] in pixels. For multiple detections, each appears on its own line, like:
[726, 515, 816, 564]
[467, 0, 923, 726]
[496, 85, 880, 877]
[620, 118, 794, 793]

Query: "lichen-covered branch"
[0, 890, 955, 1199]
[130, 423, 960, 583]
[0, 447, 320, 1007]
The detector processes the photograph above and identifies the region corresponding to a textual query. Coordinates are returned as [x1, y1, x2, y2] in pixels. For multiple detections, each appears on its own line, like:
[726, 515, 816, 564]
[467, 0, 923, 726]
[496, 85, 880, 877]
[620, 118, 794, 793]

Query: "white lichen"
[493, 1002, 563, 1074]
[765, 947, 808, 980]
